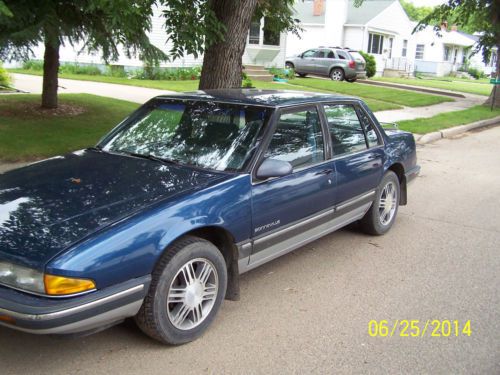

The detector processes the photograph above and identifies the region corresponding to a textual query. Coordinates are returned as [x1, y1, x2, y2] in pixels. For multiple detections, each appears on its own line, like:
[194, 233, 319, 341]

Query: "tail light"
[348, 60, 356, 69]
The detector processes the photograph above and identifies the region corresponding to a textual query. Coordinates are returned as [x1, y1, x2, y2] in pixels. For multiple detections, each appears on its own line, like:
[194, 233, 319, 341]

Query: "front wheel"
[360, 171, 400, 235]
[135, 236, 227, 345]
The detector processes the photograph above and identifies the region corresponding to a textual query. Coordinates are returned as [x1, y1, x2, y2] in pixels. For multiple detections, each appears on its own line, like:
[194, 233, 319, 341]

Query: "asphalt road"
[1, 127, 499, 374]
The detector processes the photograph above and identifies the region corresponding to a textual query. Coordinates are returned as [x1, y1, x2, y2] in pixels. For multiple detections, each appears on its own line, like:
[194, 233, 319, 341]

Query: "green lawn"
[9, 69, 401, 112]
[397, 105, 500, 134]
[373, 77, 493, 96]
[288, 78, 454, 107]
[0, 94, 139, 161]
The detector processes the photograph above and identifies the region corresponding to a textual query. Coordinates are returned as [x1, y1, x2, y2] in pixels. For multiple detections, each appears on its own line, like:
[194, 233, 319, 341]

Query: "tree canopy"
[399, 0, 434, 22]
[0, 0, 167, 107]
[414, 0, 499, 64]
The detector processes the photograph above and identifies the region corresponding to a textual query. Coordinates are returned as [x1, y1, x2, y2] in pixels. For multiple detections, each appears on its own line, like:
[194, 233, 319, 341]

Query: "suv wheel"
[135, 236, 227, 345]
[330, 68, 345, 81]
[285, 62, 294, 70]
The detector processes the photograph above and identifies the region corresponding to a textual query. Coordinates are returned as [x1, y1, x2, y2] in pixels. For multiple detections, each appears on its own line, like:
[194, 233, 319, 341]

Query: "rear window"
[349, 51, 365, 62]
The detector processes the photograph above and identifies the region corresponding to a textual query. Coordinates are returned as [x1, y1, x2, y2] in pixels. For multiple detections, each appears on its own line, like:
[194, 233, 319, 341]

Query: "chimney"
[313, 0, 325, 16]
[451, 24, 458, 31]
[440, 21, 448, 31]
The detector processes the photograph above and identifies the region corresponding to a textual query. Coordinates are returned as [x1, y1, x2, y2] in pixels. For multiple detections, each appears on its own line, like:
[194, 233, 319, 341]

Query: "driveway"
[11, 73, 175, 104]
[1, 126, 499, 373]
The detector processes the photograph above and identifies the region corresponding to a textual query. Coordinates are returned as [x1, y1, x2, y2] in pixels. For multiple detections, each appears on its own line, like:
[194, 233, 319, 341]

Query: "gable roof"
[346, 0, 396, 24]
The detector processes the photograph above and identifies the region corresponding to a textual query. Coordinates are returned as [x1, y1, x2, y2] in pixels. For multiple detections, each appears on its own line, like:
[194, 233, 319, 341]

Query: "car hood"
[0, 150, 227, 269]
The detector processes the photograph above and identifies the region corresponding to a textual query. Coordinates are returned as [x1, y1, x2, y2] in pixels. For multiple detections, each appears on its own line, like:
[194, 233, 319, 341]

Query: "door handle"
[316, 169, 334, 175]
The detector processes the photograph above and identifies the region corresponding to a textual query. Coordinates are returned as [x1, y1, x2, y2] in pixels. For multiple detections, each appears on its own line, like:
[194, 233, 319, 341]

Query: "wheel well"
[185, 226, 240, 301]
[285, 61, 294, 68]
[388, 163, 407, 205]
[329, 66, 344, 76]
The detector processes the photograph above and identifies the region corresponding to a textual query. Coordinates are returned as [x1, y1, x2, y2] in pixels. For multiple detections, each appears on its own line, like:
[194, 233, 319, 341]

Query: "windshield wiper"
[88, 146, 105, 152]
[116, 150, 181, 166]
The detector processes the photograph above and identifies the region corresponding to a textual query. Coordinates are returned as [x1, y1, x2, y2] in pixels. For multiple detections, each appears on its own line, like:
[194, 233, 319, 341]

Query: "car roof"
[154, 89, 358, 107]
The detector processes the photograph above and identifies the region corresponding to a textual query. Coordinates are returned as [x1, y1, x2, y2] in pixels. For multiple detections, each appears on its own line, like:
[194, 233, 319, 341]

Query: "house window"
[249, 17, 280, 46]
[249, 20, 260, 45]
[444, 46, 451, 61]
[402, 40, 408, 57]
[415, 44, 425, 60]
[263, 17, 280, 46]
[368, 33, 384, 55]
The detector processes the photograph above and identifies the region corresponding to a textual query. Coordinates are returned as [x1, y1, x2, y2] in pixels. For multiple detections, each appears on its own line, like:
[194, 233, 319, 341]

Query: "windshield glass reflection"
[101, 101, 270, 172]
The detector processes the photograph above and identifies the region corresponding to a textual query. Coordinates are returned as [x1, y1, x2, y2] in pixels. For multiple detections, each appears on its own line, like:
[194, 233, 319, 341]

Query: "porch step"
[243, 64, 274, 82]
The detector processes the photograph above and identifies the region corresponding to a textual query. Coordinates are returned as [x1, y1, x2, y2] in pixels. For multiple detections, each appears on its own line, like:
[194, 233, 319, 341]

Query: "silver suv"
[285, 47, 366, 82]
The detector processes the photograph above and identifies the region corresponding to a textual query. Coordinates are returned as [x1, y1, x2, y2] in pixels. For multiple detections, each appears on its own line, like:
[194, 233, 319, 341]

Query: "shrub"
[105, 65, 127, 78]
[132, 66, 201, 80]
[359, 51, 376, 78]
[0, 62, 11, 87]
[22, 60, 44, 71]
[467, 67, 485, 79]
[269, 67, 295, 80]
[59, 63, 102, 75]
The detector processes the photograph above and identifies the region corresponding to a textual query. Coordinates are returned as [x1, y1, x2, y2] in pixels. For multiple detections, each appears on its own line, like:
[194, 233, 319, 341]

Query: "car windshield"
[100, 100, 270, 172]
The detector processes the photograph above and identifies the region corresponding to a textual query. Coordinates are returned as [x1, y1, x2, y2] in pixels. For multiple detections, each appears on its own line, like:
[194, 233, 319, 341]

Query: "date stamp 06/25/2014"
[368, 320, 472, 338]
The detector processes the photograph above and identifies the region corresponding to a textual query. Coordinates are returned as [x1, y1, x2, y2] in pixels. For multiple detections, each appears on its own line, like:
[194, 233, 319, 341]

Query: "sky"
[407, 0, 447, 5]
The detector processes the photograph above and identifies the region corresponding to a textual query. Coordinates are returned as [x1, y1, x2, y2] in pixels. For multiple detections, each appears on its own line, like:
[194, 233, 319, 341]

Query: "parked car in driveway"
[0, 89, 419, 345]
[286, 47, 366, 81]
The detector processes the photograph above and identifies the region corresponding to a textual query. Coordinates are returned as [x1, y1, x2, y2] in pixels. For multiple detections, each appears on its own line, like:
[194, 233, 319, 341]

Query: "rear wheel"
[135, 236, 227, 345]
[285, 62, 294, 70]
[330, 68, 345, 81]
[360, 171, 400, 235]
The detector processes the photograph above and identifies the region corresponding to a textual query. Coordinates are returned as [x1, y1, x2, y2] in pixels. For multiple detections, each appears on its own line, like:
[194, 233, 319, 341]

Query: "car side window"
[323, 104, 368, 156]
[356, 107, 381, 148]
[264, 108, 325, 170]
[315, 50, 326, 58]
[337, 51, 349, 60]
[327, 51, 335, 58]
[302, 49, 316, 58]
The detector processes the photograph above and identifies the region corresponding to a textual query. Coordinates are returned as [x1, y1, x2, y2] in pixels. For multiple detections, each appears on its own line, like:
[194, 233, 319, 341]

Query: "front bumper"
[0, 275, 150, 335]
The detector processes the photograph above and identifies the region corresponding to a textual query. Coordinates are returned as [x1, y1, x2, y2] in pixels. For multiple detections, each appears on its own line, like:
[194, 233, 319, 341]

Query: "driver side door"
[248, 105, 336, 269]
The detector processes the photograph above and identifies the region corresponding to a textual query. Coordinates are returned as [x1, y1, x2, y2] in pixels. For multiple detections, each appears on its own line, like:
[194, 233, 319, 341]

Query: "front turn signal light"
[44, 274, 96, 296]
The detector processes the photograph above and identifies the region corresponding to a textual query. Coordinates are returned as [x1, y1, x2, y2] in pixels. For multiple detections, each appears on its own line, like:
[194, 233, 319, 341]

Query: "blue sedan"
[0, 89, 419, 344]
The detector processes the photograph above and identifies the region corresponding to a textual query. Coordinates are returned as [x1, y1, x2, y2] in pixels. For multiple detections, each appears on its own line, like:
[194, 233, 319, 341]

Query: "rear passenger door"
[323, 103, 384, 212]
[315, 49, 333, 75]
[249, 106, 335, 268]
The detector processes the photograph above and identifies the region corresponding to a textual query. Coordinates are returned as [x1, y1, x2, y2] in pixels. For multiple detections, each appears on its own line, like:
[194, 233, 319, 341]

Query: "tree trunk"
[41, 37, 60, 109]
[199, 0, 259, 90]
[485, 47, 500, 108]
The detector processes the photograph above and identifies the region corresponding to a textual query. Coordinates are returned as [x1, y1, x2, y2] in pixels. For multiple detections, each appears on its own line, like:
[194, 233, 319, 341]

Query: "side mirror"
[256, 158, 293, 180]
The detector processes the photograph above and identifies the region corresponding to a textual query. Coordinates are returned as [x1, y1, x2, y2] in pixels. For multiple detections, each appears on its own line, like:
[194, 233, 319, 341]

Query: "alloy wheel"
[166, 258, 219, 330]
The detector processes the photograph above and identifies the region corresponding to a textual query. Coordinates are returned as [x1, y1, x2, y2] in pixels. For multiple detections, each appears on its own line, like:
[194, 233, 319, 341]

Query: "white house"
[409, 23, 474, 76]
[286, 0, 416, 75]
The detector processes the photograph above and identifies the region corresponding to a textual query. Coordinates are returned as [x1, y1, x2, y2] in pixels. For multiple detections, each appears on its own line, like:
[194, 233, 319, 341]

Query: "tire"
[297, 73, 308, 78]
[360, 171, 400, 235]
[135, 236, 227, 345]
[330, 68, 345, 81]
[285, 62, 294, 70]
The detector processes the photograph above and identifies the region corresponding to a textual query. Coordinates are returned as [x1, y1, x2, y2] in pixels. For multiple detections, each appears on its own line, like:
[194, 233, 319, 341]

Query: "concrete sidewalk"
[11, 73, 175, 104]
[374, 92, 485, 123]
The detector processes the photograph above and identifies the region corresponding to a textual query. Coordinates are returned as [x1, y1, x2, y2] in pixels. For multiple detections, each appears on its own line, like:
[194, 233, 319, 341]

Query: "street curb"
[417, 115, 500, 144]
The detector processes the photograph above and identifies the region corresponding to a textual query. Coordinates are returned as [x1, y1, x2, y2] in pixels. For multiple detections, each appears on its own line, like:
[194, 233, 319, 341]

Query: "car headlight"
[0, 261, 95, 296]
